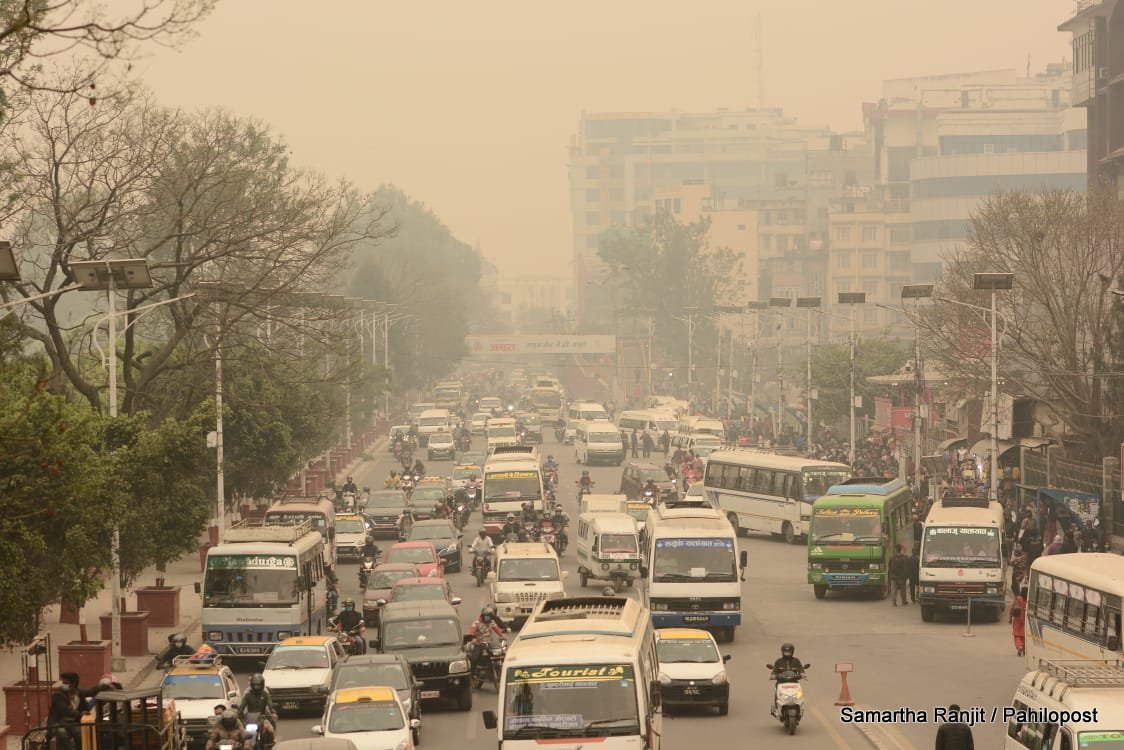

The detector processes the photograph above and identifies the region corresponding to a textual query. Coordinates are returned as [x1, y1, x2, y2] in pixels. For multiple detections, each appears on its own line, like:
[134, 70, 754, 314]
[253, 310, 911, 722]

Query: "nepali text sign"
[467, 335, 617, 355]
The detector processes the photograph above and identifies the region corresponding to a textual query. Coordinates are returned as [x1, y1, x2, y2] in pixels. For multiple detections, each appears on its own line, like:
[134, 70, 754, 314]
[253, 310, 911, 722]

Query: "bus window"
[738, 468, 754, 492]
[770, 472, 786, 497]
[1051, 591, 1067, 627]
[1083, 603, 1100, 636]
[1065, 588, 1085, 632]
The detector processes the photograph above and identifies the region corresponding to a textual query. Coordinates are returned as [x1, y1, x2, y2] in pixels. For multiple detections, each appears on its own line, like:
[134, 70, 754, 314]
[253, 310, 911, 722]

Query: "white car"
[159, 655, 241, 747]
[314, 686, 419, 750]
[656, 628, 731, 715]
[264, 636, 348, 714]
[469, 412, 489, 435]
[335, 513, 369, 561]
[426, 432, 456, 461]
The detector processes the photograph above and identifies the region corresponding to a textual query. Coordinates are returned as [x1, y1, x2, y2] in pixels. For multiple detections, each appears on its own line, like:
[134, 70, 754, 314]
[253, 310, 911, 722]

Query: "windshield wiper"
[654, 572, 698, 580]
[508, 725, 572, 739]
[813, 533, 849, 541]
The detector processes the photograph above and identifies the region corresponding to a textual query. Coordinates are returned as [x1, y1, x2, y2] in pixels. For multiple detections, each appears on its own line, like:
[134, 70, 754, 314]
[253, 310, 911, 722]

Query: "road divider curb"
[849, 704, 916, 750]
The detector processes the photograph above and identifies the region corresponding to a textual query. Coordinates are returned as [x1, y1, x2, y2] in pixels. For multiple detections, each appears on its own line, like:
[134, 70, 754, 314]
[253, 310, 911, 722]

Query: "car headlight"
[722, 601, 737, 610]
[712, 671, 728, 685]
[449, 659, 469, 673]
[658, 672, 671, 685]
[869, 563, 881, 570]
[276, 631, 292, 640]
[494, 592, 514, 603]
[315, 684, 329, 694]
[208, 631, 224, 641]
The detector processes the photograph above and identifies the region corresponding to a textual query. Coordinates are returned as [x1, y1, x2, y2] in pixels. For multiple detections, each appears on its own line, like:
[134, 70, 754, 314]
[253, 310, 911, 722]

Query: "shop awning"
[937, 437, 969, 452]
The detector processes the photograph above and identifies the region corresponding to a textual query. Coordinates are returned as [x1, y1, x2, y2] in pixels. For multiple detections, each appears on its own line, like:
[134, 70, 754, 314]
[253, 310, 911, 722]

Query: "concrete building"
[491, 275, 573, 332]
[1059, 0, 1124, 194]
[863, 66, 1087, 283]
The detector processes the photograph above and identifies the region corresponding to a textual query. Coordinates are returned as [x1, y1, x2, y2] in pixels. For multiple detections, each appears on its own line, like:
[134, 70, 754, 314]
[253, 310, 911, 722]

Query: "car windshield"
[502, 663, 639, 739]
[922, 527, 1002, 567]
[637, 468, 666, 482]
[590, 432, 621, 443]
[382, 617, 461, 649]
[654, 419, 677, 432]
[420, 417, 448, 426]
[392, 584, 445, 602]
[410, 489, 445, 504]
[161, 674, 225, 700]
[490, 426, 516, 438]
[327, 702, 404, 733]
[267, 647, 329, 670]
[692, 445, 718, 457]
[333, 664, 408, 691]
[657, 639, 719, 663]
[599, 534, 637, 554]
[497, 558, 560, 581]
[336, 519, 365, 535]
[811, 509, 882, 545]
[409, 525, 454, 541]
[430, 434, 453, 443]
[627, 508, 648, 523]
[368, 492, 406, 508]
[452, 469, 479, 481]
[388, 547, 435, 564]
[367, 570, 414, 589]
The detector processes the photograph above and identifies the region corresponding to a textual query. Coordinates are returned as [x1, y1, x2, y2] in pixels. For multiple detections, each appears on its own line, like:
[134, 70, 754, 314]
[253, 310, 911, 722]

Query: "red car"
[385, 541, 445, 578]
[362, 562, 422, 623]
[377, 577, 462, 609]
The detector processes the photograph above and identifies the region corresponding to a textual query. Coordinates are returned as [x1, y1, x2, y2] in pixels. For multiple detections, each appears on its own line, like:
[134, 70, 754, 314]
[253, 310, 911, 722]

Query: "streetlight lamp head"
[972, 272, 1014, 291]
[768, 297, 793, 308]
[745, 301, 767, 310]
[69, 259, 153, 290]
[795, 297, 822, 308]
[838, 292, 866, 304]
[900, 284, 935, 300]
[0, 241, 18, 282]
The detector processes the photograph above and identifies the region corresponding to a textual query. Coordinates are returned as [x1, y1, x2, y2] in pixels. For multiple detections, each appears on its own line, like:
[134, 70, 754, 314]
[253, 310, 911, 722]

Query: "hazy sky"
[136, 0, 1073, 278]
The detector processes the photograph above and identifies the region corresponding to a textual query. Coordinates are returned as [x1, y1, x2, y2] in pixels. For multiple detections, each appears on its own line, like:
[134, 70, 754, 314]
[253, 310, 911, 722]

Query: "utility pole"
[746, 301, 767, 432]
[796, 297, 822, 448]
[838, 292, 866, 467]
[901, 284, 935, 483]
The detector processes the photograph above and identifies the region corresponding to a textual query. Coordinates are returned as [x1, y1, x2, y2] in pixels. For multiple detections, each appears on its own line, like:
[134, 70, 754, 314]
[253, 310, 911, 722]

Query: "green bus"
[806, 477, 915, 600]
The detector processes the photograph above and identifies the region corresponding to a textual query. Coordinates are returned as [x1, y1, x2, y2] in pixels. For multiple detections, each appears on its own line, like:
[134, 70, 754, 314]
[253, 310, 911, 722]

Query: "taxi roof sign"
[333, 687, 397, 704]
[656, 628, 713, 641]
[278, 635, 336, 647]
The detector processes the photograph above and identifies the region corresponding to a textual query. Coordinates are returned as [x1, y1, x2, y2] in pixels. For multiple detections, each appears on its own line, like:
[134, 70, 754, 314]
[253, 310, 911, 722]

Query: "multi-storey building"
[491, 275, 573, 332]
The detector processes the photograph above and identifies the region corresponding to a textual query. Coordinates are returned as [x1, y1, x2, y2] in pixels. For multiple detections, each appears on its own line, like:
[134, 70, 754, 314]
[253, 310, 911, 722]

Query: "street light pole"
[769, 297, 792, 438]
[647, 314, 653, 399]
[901, 284, 935, 484]
[746, 301, 766, 428]
[684, 306, 697, 405]
[796, 297, 821, 448]
[973, 272, 1014, 500]
[838, 292, 866, 467]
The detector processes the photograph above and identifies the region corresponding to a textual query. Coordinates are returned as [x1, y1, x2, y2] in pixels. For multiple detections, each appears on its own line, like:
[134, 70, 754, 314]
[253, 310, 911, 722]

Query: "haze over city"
[137, 0, 1071, 276]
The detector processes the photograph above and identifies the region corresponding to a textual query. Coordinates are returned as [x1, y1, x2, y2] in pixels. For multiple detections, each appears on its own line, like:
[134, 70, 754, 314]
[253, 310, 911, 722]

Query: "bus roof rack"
[534, 597, 629, 620]
[490, 445, 536, 456]
[826, 477, 907, 496]
[940, 496, 994, 509]
[224, 519, 315, 543]
[171, 653, 224, 668]
[653, 497, 722, 520]
[1032, 659, 1124, 693]
[275, 494, 331, 504]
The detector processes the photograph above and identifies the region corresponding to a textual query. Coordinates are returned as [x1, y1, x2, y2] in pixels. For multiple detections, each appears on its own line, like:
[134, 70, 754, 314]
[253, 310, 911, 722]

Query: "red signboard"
[891, 407, 914, 432]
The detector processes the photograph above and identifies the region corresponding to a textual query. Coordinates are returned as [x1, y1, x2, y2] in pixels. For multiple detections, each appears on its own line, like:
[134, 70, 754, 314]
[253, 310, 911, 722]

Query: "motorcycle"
[576, 480, 595, 503]
[241, 711, 274, 750]
[463, 481, 481, 509]
[543, 467, 559, 489]
[341, 492, 357, 512]
[330, 617, 367, 655]
[472, 549, 491, 587]
[456, 502, 471, 530]
[642, 489, 656, 504]
[456, 434, 471, 452]
[554, 423, 565, 442]
[766, 664, 811, 735]
[468, 632, 507, 691]
[538, 519, 557, 552]
[358, 555, 377, 587]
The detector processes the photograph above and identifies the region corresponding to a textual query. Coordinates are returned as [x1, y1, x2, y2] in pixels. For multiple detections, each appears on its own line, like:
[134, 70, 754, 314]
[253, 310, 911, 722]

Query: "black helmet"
[481, 606, 495, 622]
[249, 673, 265, 691]
[781, 643, 795, 657]
[172, 633, 186, 647]
[220, 709, 239, 730]
[547, 454, 554, 461]
[582, 470, 589, 476]
[343, 598, 355, 611]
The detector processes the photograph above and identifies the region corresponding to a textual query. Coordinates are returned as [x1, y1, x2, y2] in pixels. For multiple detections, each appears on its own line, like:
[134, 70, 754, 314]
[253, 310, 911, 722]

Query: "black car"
[328, 653, 421, 732]
[620, 460, 678, 502]
[364, 490, 409, 538]
[406, 487, 447, 521]
[406, 519, 463, 572]
[374, 601, 472, 711]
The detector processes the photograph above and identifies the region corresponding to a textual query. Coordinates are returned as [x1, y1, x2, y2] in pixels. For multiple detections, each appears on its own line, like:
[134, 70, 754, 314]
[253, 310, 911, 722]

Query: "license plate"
[237, 647, 266, 655]
[682, 687, 700, 696]
[280, 702, 299, 710]
[419, 690, 441, 699]
[950, 604, 968, 611]
[683, 615, 709, 624]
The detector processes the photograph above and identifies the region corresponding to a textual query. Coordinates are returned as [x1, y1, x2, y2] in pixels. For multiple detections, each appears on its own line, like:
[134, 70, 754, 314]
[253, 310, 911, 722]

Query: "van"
[679, 416, 725, 441]
[485, 417, 519, 452]
[565, 401, 609, 443]
[417, 409, 452, 446]
[617, 410, 679, 441]
[486, 542, 568, 627]
[580, 494, 629, 515]
[408, 402, 436, 424]
[575, 512, 642, 590]
[575, 419, 625, 466]
[671, 432, 725, 458]
[1004, 660, 1124, 749]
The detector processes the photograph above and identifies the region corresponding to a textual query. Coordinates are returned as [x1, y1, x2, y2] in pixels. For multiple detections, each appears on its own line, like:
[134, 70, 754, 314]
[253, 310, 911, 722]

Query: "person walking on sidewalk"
[934, 704, 974, 750]
[907, 548, 920, 604]
[630, 429, 639, 459]
[889, 544, 909, 607]
[1010, 584, 1027, 657]
[660, 430, 671, 458]
[642, 431, 655, 458]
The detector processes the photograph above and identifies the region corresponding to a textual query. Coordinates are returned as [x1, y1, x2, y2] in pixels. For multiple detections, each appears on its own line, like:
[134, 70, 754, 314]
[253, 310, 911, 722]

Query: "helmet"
[781, 643, 795, 657]
[547, 455, 554, 461]
[172, 633, 186, 647]
[220, 709, 239, 730]
[481, 606, 495, 623]
[506, 513, 515, 521]
[582, 470, 589, 476]
[249, 674, 265, 692]
[343, 598, 355, 612]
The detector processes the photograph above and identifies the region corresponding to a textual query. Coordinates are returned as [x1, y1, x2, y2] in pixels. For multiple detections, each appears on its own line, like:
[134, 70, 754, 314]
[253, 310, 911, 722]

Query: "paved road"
[231, 435, 1028, 750]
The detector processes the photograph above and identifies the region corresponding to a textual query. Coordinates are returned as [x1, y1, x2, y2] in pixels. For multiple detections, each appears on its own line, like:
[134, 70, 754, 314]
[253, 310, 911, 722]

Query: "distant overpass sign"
[467, 335, 617, 355]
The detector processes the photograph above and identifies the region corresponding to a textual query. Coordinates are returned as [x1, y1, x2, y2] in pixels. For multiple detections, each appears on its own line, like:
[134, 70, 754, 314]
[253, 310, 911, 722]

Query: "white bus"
[703, 449, 851, 544]
[481, 453, 545, 539]
[481, 596, 661, 750]
[642, 497, 747, 642]
[200, 520, 328, 659]
[617, 410, 678, 441]
[1025, 553, 1124, 670]
[918, 496, 1006, 623]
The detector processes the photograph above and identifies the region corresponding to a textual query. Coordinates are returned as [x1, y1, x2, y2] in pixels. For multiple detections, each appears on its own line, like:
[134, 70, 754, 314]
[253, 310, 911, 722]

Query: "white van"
[416, 408, 452, 446]
[575, 512, 642, 590]
[486, 417, 519, 452]
[680, 416, 725, 441]
[565, 401, 609, 443]
[617, 410, 679, 441]
[575, 419, 625, 466]
[1005, 660, 1124, 749]
[486, 541, 568, 626]
[580, 494, 629, 515]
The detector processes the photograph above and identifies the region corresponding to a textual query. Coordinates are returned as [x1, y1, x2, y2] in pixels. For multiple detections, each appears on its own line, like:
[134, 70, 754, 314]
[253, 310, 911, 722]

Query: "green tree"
[806, 337, 911, 430]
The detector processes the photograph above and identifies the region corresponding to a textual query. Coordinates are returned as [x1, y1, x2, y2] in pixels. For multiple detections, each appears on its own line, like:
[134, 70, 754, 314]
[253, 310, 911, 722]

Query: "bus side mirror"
[1110, 636, 1120, 651]
[482, 711, 498, 730]
[739, 551, 748, 568]
[723, 654, 732, 663]
[193, 582, 201, 594]
[648, 680, 662, 710]
[639, 565, 648, 578]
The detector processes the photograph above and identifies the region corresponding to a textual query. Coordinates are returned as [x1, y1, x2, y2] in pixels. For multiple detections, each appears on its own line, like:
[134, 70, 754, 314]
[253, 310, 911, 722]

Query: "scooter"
[575, 480, 595, 503]
[472, 549, 491, 587]
[358, 555, 377, 587]
[538, 519, 558, 552]
[241, 711, 275, 750]
[330, 617, 367, 655]
[468, 632, 507, 691]
[766, 664, 811, 735]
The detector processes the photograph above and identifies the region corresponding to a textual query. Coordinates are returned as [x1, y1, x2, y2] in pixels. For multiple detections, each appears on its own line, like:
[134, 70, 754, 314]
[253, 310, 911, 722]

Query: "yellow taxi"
[314, 686, 420, 750]
[263, 636, 347, 713]
[655, 628, 732, 715]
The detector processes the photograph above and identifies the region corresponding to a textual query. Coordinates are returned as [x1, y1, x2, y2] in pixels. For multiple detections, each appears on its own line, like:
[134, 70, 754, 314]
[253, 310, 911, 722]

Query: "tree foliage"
[804, 337, 911, 430]
[912, 187, 1124, 459]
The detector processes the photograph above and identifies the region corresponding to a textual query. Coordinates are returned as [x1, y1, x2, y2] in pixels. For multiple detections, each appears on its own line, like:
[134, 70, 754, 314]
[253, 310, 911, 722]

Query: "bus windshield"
[498, 558, 560, 581]
[420, 416, 448, 427]
[264, 511, 327, 533]
[590, 432, 621, 443]
[654, 419, 677, 432]
[801, 470, 852, 501]
[811, 508, 881, 545]
[503, 664, 640, 739]
[922, 527, 1001, 567]
[485, 471, 541, 500]
[203, 554, 299, 606]
[336, 519, 365, 535]
[531, 391, 562, 409]
[652, 538, 737, 582]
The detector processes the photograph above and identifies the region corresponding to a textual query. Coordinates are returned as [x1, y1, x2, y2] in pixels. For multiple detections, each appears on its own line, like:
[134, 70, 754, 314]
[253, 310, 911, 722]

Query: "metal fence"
[1022, 449, 1122, 540]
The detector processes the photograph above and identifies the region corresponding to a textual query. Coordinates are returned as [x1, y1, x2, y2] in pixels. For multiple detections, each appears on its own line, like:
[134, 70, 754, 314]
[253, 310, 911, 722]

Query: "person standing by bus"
[1010, 584, 1027, 657]
[889, 544, 909, 607]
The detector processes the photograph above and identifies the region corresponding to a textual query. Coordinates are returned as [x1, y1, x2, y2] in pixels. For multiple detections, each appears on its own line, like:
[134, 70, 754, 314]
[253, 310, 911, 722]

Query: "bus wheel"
[722, 626, 736, 643]
[726, 513, 741, 537]
[878, 579, 889, 600]
[782, 522, 796, 545]
[920, 604, 935, 622]
[813, 584, 827, 600]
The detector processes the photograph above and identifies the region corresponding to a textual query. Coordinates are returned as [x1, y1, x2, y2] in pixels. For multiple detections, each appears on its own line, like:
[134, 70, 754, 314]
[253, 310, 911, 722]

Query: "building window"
[610, 188, 624, 201]
[585, 166, 599, 179]
[585, 189, 599, 202]
[862, 225, 878, 242]
[610, 211, 625, 226]
[737, 223, 746, 231]
[610, 165, 624, 179]
[861, 253, 877, 269]
[760, 234, 773, 251]
[810, 170, 834, 188]
[835, 225, 852, 241]
[760, 211, 772, 226]
[835, 252, 851, 269]
[889, 252, 910, 272]
[862, 280, 878, 295]
[775, 172, 789, 187]
[864, 307, 878, 324]
[586, 235, 600, 250]
[500, 292, 512, 304]
[586, 211, 600, 226]
[890, 227, 910, 244]
[776, 235, 789, 252]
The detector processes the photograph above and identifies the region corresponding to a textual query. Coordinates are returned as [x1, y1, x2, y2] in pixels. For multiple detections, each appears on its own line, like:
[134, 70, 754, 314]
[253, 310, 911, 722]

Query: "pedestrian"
[642, 431, 654, 458]
[1061, 529, 1078, 554]
[1045, 534, 1064, 556]
[907, 548, 920, 604]
[630, 429, 639, 459]
[911, 513, 923, 556]
[889, 543, 909, 607]
[1009, 544, 1028, 596]
[660, 430, 671, 458]
[934, 704, 975, 750]
[1010, 585, 1027, 657]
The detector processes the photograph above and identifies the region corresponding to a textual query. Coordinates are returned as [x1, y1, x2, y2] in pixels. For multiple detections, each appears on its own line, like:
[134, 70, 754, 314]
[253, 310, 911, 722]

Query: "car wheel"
[717, 702, 729, 716]
[456, 685, 473, 711]
[813, 584, 827, 600]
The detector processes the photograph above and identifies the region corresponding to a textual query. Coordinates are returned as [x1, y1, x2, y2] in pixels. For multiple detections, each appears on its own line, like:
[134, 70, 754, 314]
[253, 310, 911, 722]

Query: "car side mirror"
[377, 599, 387, 607]
[765, 663, 773, 669]
[193, 582, 201, 594]
[482, 710, 498, 730]
[256, 662, 266, 671]
[463, 634, 474, 646]
[370, 639, 380, 650]
[723, 654, 732, 663]
[409, 718, 421, 729]
[639, 565, 648, 577]
[451, 597, 462, 606]
[739, 550, 748, 568]
[486, 572, 497, 581]
[803, 663, 812, 669]
[648, 680, 662, 710]
[311, 725, 324, 736]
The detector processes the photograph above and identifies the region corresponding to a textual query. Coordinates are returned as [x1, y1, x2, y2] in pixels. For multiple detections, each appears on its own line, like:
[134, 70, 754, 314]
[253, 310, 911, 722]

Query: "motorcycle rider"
[47, 679, 82, 750]
[578, 470, 593, 489]
[543, 455, 559, 473]
[205, 709, 249, 750]
[333, 599, 367, 654]
[239, 674, 277, 748]
[521, 502, 539, 526]
[642, 478, 660, 500]
[501, 513, 522, 541]
[156, 633, 194, 668]
[469, 529, 495, 573]
[342, 476, 358, 495]
[550, 505, 570, 549]
[412, 458, 425, 477]
[361, 537, 381, 560]
[771, 643, 804, 683]
[384, 470, 399, 489]
[469, 606, 510, 639]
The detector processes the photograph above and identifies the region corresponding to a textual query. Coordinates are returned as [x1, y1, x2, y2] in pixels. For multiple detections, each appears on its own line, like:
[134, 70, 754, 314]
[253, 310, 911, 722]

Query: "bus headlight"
[722, 601, 738, 610]
[494, 593, 514, 603]
[810, 563, 821, 569]
[651, 602, 669, 611]
[658, 672, 671, 685]
[276, 631, 292, 640]
[449, 659, 469, 674]
[921, 585, 936, 593]
[711, 671, 728, 685]
[987, 585, 1000, 594]
[209, 632, 224, 641]
[868, 563, 881, 570]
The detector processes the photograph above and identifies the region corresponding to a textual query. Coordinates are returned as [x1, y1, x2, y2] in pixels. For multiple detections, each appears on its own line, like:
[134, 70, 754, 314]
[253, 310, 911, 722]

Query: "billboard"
[467, 335, 617, 355]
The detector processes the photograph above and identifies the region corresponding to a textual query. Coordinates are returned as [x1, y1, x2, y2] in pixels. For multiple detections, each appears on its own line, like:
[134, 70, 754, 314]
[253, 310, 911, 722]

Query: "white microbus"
[481, 453, 545, 539]
[1025, 553, 1124, 671]
[201, 520, 328, 659]
[642, 497, 747, 642]
[617, 410, 679, 441]
[703, 449, 851, 544]
[1005, 660, 1124, 750]
[481, 596, 662, 750]
[918, 496, 1007, 623]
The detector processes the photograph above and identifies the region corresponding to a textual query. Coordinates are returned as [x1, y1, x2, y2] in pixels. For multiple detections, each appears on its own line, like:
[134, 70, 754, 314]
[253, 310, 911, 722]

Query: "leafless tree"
[911, 187, 1124, 460]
